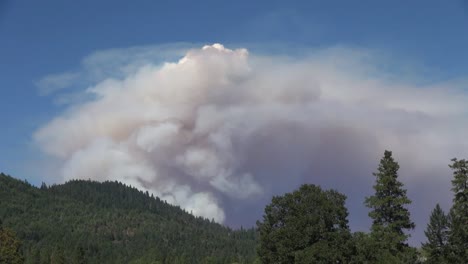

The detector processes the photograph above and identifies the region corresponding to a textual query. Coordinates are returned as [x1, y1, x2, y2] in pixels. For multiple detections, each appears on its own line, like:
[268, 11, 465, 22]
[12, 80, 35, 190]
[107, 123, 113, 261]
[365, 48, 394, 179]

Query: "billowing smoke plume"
[35, 44, 468, 242]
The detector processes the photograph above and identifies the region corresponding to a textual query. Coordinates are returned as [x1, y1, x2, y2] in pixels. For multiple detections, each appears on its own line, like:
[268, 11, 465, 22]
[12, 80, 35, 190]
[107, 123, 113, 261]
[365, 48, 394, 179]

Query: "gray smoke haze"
[34, 44, 468, 243]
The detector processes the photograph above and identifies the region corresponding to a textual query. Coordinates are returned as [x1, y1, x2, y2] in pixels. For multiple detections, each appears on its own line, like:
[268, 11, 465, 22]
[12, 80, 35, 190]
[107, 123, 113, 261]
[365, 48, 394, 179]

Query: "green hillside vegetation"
[1, 150, 467, 263]
[0, 173, 257, 264]
[0, 220, 23, 264]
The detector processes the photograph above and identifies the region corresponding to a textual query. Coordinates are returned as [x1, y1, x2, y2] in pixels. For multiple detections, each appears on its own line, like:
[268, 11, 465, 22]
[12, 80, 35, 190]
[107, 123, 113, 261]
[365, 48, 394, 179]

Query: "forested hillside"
[1, 151, 467, 263]
[0, 173, 257, 264]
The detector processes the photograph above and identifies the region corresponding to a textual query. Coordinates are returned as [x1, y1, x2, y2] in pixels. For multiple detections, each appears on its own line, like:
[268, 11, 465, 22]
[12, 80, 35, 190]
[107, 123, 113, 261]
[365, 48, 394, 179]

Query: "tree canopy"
[256, 184, 352, 263]
[0, 173, 256, 264]
[447, 158, 468, 262]
[364, 150, 416, 262]
[0, 220, 24, 264]
[422, 204, 449, 264]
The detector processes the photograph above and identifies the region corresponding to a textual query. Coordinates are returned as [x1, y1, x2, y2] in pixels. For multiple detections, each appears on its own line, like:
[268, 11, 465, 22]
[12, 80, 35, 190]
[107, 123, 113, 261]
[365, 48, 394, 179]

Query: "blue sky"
[1, 0, 468, 244]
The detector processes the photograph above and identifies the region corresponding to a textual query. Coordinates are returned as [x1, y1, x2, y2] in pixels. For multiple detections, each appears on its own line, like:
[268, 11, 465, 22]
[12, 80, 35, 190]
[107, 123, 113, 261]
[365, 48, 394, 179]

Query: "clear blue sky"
[1, 0, 468, 181]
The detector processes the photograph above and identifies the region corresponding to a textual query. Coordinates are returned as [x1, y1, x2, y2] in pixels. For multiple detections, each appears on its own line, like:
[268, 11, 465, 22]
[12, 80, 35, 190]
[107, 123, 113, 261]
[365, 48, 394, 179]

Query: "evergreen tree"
[365, 150, 415, 261]
[0, 220, 24, 264]
[422, 204, 449, 263]
[447, 158, 468, 262]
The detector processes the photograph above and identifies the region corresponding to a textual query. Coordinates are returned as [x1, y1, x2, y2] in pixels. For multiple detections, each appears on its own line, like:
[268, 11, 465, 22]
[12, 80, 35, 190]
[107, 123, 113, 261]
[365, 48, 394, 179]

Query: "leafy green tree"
[257, 184, 351, 264]
[0, 220, 24, 264]
[349, 232, 378, 263]
[447, 158, 468, 262]
[422, 204, 449, 263]
[364, 150, 416, 262]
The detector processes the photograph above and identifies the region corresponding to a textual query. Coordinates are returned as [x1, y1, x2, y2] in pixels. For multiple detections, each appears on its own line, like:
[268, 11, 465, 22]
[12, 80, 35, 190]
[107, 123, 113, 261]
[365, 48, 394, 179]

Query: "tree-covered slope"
[0, 173, 257, 264]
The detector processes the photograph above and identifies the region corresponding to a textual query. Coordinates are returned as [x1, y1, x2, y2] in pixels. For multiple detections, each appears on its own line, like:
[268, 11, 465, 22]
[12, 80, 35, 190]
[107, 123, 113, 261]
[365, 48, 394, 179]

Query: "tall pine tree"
[447, 158, 468, 262]
[422, 204, 449, 263]
[365, 150, 415, 260]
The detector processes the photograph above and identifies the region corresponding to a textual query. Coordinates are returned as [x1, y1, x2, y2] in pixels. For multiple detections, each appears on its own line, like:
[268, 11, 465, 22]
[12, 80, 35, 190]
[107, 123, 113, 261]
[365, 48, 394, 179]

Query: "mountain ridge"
[0, 172, 257, 264]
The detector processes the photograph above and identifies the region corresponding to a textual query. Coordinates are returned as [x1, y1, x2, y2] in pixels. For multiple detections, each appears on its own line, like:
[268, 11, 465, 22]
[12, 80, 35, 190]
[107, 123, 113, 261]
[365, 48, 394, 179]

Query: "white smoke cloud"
[35, 43, 468, 234]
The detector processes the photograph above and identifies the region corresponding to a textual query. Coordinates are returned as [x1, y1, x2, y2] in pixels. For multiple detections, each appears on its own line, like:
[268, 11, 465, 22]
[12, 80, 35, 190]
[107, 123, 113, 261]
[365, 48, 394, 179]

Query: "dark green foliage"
[446, 158, 468, 262]
[364, 150, 416, 263]
[0, 173, 256, 264]
[0, 220, 24, 264]
[349, 232, 378, 263]
[256, 184, 352, 264]
[349, 231, 418, 264]
[422, 204, 449, 263]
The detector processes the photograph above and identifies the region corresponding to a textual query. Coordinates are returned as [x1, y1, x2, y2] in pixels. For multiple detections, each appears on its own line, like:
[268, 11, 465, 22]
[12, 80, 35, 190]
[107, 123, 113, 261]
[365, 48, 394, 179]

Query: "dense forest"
[0, 174, 257, 263]
[1, 150, 467, 263]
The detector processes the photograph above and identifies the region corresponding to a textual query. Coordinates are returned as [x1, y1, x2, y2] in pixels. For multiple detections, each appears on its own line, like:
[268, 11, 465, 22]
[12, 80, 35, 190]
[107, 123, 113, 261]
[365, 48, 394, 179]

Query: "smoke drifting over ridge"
[35, 44, 468, 241]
